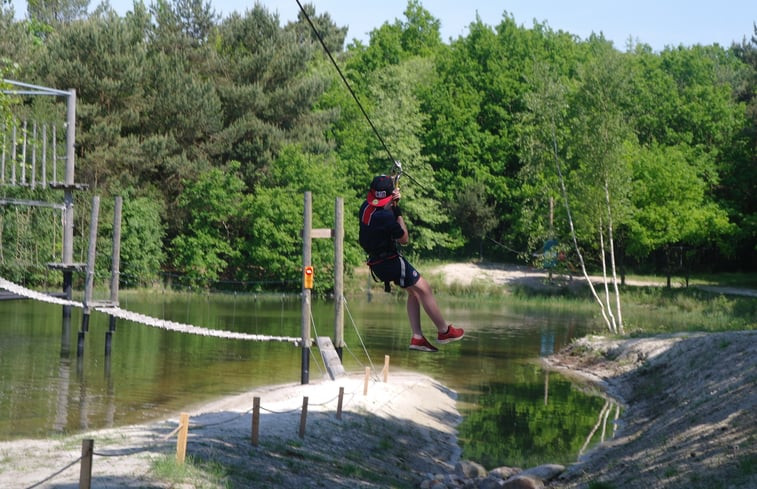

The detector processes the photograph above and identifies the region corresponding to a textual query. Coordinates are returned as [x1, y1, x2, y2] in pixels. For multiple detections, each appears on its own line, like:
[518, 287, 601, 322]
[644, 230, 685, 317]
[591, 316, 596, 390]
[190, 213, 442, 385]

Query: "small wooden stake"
[382, 355, 390, 383]
[176, 413, 189, 464]
[298, 396, 309, 439]
[363, 366, 370, 396]
[251, 397, 260, 446]
[336, 387, 344, 420]
[79, 439, 93, 489]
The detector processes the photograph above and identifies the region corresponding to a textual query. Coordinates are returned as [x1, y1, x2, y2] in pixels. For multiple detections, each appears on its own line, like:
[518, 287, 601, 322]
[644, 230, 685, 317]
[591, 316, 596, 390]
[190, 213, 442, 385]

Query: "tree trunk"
[551, 131, 613, 332]
[598, 218, 618, 334]
[604, 180, 623, 334]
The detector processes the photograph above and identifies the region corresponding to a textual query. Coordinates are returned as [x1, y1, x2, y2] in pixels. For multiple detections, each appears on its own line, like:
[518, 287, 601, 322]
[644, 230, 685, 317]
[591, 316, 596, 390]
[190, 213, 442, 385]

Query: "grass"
[151, 455, 230, 488]
[738, 453, 757, 477]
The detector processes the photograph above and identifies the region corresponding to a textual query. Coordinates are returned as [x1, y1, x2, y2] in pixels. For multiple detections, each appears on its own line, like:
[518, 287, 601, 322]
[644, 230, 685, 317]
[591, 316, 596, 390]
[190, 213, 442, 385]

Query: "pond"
[0, 290, 618, 468]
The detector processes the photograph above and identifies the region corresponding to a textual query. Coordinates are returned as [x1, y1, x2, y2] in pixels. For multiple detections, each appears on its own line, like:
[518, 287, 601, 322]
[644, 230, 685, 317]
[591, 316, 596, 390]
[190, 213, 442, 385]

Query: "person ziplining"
[358, 175, 464, 352]
[295, 0, 464, 352]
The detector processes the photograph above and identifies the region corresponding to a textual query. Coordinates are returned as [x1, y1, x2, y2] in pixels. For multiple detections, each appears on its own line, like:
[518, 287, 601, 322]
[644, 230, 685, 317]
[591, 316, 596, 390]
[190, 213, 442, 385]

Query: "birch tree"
[520, 47, 630, 334]
[567, 43, 633, 334]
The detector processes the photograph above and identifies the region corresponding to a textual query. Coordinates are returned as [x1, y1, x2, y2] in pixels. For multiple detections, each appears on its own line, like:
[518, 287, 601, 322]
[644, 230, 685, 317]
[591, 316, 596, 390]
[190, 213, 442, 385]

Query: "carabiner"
[392, 160, 403, 188]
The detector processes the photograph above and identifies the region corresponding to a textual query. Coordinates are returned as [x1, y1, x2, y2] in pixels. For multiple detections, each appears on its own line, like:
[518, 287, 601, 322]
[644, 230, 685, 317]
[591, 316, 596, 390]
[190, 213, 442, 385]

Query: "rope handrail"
[0, 276, 303, 345]
[23, 456, 83, 489]
[19, 377, 393, 488]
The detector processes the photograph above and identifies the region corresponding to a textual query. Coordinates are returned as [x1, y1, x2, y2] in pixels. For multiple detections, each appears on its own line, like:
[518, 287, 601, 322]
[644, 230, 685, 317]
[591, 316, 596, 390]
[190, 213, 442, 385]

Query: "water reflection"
[579, 398, 620, 457]
[0, 293, 610, 468]
[457, 365, 618, 468]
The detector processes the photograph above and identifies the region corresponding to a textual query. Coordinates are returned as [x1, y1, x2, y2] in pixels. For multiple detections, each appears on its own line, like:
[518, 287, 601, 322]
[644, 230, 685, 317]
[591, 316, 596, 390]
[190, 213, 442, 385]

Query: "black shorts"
[370, 255, 421, 288]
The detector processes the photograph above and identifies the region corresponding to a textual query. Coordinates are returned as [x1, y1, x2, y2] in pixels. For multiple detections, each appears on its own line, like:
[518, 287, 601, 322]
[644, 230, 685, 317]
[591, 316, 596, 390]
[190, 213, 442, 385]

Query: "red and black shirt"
[358, 201, 403, 259]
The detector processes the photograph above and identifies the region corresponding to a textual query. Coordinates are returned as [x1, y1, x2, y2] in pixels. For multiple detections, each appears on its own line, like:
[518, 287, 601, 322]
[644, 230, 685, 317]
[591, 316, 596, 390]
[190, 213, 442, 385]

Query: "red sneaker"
[437, 325, 464, 344]
[409, 336, 438, 352]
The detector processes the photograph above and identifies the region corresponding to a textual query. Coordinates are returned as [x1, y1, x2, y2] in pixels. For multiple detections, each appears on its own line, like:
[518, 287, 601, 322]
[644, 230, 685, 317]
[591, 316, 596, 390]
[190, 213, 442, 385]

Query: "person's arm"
[387, 188, 409, 244]
[395, 214, 409, 244]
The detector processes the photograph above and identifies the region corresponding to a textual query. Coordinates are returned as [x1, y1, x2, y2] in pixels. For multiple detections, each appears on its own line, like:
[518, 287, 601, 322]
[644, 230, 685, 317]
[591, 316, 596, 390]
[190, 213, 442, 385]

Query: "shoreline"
[0, 370, 461, 488]
[542, 330, 756, 489]
[1, 331, 754, 488]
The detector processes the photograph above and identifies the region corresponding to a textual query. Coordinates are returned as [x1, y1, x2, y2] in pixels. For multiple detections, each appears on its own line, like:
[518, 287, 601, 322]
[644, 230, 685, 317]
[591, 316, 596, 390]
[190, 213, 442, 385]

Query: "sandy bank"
[0, 371, 460, 488]
[543, 330, 757, 489]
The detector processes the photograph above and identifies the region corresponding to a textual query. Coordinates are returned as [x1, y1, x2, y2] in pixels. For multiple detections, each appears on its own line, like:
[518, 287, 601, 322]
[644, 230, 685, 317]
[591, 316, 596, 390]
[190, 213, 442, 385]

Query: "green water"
[0, 290, 614, 467]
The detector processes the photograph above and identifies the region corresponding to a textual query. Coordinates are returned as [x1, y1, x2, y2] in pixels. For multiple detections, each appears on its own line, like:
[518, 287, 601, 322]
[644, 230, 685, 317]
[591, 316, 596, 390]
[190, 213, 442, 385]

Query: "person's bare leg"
[407, 277, 448, 333]
[406, 288, 424, 337]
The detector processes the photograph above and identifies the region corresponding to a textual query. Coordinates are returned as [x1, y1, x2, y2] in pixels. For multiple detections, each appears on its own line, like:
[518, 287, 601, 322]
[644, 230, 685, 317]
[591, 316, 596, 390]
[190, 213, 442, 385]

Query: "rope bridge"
[0, 276, 302, 345]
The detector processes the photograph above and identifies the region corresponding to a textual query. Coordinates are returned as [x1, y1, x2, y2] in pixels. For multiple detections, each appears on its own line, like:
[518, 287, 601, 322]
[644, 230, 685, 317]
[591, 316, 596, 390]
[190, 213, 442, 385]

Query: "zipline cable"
[295, 0, 427, 191]
[295, 0, 397, 169]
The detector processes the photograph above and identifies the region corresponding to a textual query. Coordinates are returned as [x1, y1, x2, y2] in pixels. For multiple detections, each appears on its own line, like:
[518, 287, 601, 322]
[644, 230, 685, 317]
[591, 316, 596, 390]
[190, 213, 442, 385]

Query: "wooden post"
[62, 89, 76, 302]
[41, 123, 47, 187]
[52, 124, 57, 184]
[108, 196, 122, 333]
[336, 387, 344, 420]
[79, 438, 93, 489]
[1, 127, 6, 183]
[104, 330, 112, 356]
[298, 396, 309, 439]
[382, 355, 390, 383]
[20, 119, 26, 184]
[31, 121, 36, 187]
[176, 413, 189, 464]
[301, 192, 312, 385]
[77, 331, 85, 358]
[251, 397, 260, 446]
[363, 367, 370, 396]
[81, 195, 100, 335]
[10, 124, 16, 184]
[334, 197, 344, 359]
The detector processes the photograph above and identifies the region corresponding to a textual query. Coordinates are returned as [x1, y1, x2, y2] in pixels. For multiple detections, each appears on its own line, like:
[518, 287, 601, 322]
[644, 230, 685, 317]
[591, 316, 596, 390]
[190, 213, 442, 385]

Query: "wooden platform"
[316, 336, 346, 380]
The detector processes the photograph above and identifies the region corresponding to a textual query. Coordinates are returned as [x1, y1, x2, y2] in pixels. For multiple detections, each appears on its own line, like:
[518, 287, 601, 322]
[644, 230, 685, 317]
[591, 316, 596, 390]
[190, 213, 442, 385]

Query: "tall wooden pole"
[333, 197, 344, 359]
[301, 192, 312, 384]
[108, 196, 122, 333]
[62, 89, 76, 302]
[80, 195, 100, 338]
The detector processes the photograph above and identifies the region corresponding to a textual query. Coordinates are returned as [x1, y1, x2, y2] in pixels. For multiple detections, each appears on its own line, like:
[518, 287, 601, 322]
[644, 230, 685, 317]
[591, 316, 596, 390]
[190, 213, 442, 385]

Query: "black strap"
[368, 267, 392, 293]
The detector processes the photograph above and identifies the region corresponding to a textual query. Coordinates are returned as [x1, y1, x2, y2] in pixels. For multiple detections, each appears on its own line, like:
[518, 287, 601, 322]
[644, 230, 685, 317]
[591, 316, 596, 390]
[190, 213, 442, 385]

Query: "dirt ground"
[0, 372, 461, 488]
[543, 331, 757, 489]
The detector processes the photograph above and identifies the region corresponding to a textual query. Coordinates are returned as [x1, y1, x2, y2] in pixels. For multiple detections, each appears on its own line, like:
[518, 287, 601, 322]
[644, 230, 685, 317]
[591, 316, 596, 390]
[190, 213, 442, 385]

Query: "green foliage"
[27, 0, 89, 25]
[626, 143, 733, 259]
[450, 180, 497, 258]
[286, 2, 347, 54]
[0, 2, 754, 291]
[587, 482, 615, 489]
[119, 194, 165, 287]
[0, 188, 61, 286]
[171, 162, 245, 289]
[240, 145, 356, 293]
[459, 366, 615, 467]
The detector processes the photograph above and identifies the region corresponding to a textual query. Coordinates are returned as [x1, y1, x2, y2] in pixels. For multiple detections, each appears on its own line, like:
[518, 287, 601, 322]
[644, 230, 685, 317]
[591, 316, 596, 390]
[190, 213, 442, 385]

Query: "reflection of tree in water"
[458, 366, 616, 468]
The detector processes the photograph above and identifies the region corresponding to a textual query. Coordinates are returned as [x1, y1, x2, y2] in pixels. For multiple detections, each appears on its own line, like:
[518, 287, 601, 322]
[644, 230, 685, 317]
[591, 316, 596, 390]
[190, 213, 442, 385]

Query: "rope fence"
[0, 275, 304, 344]
[20, 364, 396, 489]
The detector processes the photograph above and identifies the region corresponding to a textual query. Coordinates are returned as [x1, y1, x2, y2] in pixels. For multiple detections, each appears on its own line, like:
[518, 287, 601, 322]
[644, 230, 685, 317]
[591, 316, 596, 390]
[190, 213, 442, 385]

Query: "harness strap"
[366, 253, 398, 266]
[366, 253, 399, 293]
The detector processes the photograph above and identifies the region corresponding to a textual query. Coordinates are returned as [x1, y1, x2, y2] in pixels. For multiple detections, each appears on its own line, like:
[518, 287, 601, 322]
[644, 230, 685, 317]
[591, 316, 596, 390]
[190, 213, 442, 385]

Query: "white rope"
[343, 296, 378, 377]
[99, 307, 302, 344]
[0, 277, 79, 306]
[0, 276, 302, 344]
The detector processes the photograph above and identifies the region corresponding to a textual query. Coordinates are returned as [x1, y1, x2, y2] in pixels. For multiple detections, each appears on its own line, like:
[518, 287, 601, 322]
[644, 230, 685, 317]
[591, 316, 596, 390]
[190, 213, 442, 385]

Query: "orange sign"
[304, 266, 314, 289]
